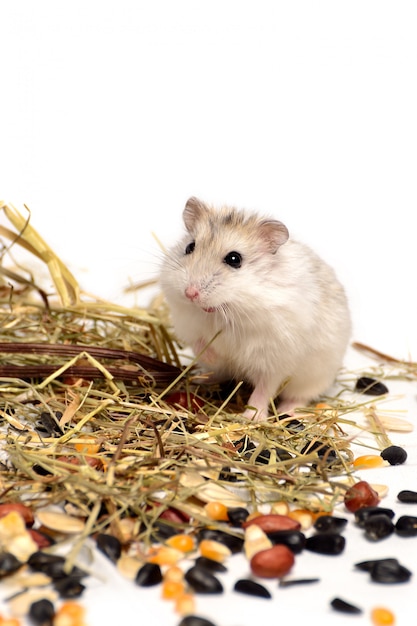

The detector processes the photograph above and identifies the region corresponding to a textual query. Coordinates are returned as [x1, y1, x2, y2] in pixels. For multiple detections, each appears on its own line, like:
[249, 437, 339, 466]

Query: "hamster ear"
[258, 220, 289, 254]
[183, 197, 208, 233]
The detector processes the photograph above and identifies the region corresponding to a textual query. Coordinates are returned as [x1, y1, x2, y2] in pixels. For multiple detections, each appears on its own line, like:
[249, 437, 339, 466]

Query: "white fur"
[160, 198, 351, 420]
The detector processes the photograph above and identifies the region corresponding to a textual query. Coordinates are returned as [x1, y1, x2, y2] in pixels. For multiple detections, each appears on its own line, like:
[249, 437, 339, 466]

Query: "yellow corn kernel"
[164, 565, 184, 582]
[166, 533, 195, 553]
[199, 539, 231, 562]
[148, 546, 184, 565]
[161, 579, 186, 600]
[0, 618, 21, 626]
[73, 436, 101, 455]
[175, 592, 196, 616]
[353, 454, 384, 469]
[370, 607, 396, 625]
[288, 509, 314, 530]
[54, 602, 86, 626]
[203, 501, 229, 521]
[244, 524, 272, 560]
[270, 501, 290, 516]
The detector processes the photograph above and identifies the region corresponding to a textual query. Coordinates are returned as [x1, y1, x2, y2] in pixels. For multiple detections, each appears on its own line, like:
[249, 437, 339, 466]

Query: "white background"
[1, 0, 417, 360]
[1, 2, 417, 626]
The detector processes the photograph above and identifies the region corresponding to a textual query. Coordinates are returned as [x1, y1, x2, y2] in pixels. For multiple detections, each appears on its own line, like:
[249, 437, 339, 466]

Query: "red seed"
[242, 514, 301, 533]
[165, 391, 204, 412]
[344, 481, 380, 513]
[28, 528, 53, 549]
[250, 544, 295, 579]
[0, 503, 34, 527]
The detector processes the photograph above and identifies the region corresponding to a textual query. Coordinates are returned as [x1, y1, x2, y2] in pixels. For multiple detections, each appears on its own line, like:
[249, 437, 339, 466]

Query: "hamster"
[159, 196, 351, 420]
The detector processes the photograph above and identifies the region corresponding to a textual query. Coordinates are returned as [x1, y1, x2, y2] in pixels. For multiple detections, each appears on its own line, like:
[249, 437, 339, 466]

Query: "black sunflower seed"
[305, 533, 345, 555]
[0, 552, 22, 577]
[313, 515, 348, 534]
[370, 559, 412, 583]
[234, 578, 271, 598]
[279, 577, 320, 588]
[96, 533, 122, 564]
[300, 440, 337, 462]
[363, 514, 395, 541]
[330, 597, 363, 614]
[397, 490, 417, 504]
[354, 506, 395, 528]
[27, 552, 87, 580]
[227, 507, 250, 526]
[266, 530, 306, 554]
[354, 376, 388, 396]
[184, 565, 223, 594]
[178, 616, 218, 626]
[395, 515, 417, 537]
[194, 556, 228, 573]
[196, 529, 243, 554]
[355, 557, 399, 572]
[380, 445, 407, 465]
[28, 598, 55, 626]
[53, 577, 86, 598]
[135, 563, 162, 587]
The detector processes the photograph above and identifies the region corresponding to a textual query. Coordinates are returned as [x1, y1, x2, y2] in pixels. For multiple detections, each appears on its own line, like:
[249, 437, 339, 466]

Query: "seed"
[363, 514, 395, 541]
[313, 515, 348, 534]
[250, 544, 295, 579]
[28, 529, 53, 550]
[165, 391, 204, 412]
[305, 533, 345, 555]
[177, 616, 217, 626]
[96, 533, 122, 564]
[199, 539, 231, 563]
[161, 579, 186, 600]
[0, 503, 34, 527]
[174, 593, 196, 616]
[184, 565, 223, 594]
[28, 598, 55, 626]
[36, 511, 85, 535]
[380, 445, 407, 465]
[356, 558, 413, 583]
[166, 533, 195, 553]
[227, 507, 250, 526]
[354, 506, 395, 528]
[266, 530, 306, 554]
[135, 562, 163, 587]
[355, 376, 389, 395]
[287, 509, 314, 530]
[0, 552, 22, 577]
[53, 577, 86, 599]
[330, 597, 362, 614]
[344, 480, 380, 512]
[73, 435, 101, 455]
[194, 556, 227, 573]
[395, 515, 417, 537]
[353, 454, 384, 469]
[196, 528, 243, 554]
[244, 525, 272, 560]
[397, 490, 417, 503]
[164, 565, 184, 582]
[242, 513, 301, 533]
[300, 440, 337, 462]
[270, 501, 290, 516]
[233, 578, 271, 599]
[203, 501, 229, 521]
[370, 607, 396, 625]
[148, 546, 184, 566]
[279, 577, 320, 587]
[54, 601, 85, 626]
[27, 552, 87, 581]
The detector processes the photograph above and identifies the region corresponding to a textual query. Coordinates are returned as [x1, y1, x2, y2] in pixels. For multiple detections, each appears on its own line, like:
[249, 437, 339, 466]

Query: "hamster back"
[160, 196, 351, 420]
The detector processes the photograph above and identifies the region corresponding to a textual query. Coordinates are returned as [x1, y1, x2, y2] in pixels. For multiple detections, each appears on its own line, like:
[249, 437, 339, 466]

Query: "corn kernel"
[287, 509, 314, 530]
[164, 565, 184, 582]
[244, 524, 272, 560]
[161, 579, 186, 600]
[353, 455, 384, 469]
[54, 602, 86, 626]
[73, 436, 101, 455]
[270, 501, 290, 515]
[370, 607, 396, 625]
[199, 538, 231, 562]
[203, 501, 229, 521]
[166, 533, 195, 553]
[148, 546, 184, 565]
[175, 592, 196, 616]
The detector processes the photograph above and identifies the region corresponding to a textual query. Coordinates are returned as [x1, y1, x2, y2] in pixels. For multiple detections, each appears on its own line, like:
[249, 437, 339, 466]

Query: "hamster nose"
[185, 286, 200, 301]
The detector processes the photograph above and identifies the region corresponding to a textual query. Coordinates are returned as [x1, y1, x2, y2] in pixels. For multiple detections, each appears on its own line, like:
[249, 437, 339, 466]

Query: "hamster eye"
[185, 241, 195, 255]
[223, 251, 242, 268]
